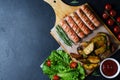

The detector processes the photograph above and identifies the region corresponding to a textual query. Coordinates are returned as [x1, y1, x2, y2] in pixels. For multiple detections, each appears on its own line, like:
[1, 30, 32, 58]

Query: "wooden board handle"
[44, 0, 80, 26]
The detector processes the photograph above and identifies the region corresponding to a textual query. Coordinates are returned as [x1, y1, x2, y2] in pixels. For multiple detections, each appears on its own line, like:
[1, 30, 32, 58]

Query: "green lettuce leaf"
[41, 50, 85, 80]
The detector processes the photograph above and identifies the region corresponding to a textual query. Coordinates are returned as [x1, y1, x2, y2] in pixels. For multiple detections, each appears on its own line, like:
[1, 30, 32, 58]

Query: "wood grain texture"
[44, 0, 120, 45]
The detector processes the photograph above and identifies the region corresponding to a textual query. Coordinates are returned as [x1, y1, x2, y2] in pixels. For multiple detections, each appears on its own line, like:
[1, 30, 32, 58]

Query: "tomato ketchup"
[102, 60, 118, 76]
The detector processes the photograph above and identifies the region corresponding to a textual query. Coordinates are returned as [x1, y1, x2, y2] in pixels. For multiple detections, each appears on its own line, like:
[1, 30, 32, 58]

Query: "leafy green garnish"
[56, 25, 73, 46]
[41, 50, 85, 80]
[92, 69, 100, 76]
[71, 0, 79, 4]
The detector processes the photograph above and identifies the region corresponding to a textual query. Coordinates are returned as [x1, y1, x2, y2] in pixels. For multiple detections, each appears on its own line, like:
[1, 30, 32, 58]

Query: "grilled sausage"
[65, 16, 85, 38]
[59, 20, 80, 43]
[71, 12, 91, 35]
[76, 9, 96, 30]
[80, 5, 101, 27]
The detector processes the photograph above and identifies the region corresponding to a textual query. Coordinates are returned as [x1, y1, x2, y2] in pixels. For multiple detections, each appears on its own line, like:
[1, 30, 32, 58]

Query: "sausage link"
[59, 20, 80, 43]
[76, 9, 96, 30]
[71, 12, 91, 35]
[65, 16, 85, 38]
[81, 5, 101, 27]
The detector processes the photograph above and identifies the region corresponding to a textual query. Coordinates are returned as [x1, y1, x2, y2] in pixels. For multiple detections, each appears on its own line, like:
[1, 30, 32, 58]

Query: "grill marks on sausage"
[80, 5, 101, 27]
[76, 9, 96, 30]
[71, 12, 91, 35]
[59, 20, 80, 43]
[65, 16, 85, 38]
[58, 5, 101, 44]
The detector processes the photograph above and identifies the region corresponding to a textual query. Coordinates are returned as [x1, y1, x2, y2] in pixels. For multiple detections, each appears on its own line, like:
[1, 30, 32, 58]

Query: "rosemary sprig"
[71, 0, 79, 4]
[92, 70, 100, 76]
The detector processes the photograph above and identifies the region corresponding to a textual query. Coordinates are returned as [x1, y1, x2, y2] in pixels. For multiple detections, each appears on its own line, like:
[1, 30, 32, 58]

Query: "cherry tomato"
[53, 75, 60, 80]
[110, 10, 116, 17]
[117, 17, 120, 23]
[102, 12, 109, 19]
[46, 60, 51, 67]
[70, 62, 78, 68]
[102, 13, 109, 19]
[105, 3, 112, 10]
[114, 26, 120, 33]
[107, 19, 114, 26]
[117, 34, 120, 41]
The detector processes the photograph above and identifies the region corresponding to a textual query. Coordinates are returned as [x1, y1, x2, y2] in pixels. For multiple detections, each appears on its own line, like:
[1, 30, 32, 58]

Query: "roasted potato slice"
[77, 41, 89, 54]
[78, 58, 88, 63]
[83, 63, 98, 70]
[97, 32, 110, 46]
[83, 42, 94, 55]
[91, 35, 106, 48]
[70, 53, 81, 59]
[95, 44, 106, 55]
[91, 63, 98, 68]
[83, 64, 94, 70]
[87, 56, 100, 63]
[80, 41, 89, 49]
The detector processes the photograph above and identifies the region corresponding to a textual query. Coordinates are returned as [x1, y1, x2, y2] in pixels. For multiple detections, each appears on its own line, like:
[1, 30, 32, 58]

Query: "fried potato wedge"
[87, 56, 100, 63]
[95, 44, 106, 55]
[83, 42, 94, 55]
[83, 63, 98, 70]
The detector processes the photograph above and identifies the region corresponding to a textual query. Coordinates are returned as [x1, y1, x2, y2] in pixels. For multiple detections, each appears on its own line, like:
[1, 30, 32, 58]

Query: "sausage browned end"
[80, 5, 101, 27]
[71, 12, 91, 35]
[65, 16, 85, 38]
[76, 8, 96, 30]
[59, 20, 80, 43]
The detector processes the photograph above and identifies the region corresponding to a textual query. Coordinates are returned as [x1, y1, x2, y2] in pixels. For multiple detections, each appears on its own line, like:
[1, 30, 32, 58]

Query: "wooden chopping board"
[44, 0, 119, 54]
[43, 0, 120, 76]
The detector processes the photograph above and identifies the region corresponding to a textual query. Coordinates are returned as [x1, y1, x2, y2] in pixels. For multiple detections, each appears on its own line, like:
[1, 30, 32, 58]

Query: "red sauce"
[102, 60, 118, 76]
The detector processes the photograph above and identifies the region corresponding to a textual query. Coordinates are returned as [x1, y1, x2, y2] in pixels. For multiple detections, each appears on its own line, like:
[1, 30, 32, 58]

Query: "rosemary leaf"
[71, 0, 79, 4]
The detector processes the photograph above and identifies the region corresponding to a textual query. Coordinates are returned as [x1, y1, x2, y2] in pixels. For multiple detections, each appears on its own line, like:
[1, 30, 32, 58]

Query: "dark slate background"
[0, 0, 120, 80]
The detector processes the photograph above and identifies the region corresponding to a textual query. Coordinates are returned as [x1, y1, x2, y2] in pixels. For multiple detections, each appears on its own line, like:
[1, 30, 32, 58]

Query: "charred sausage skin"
[80, 5, 101, 27]
[59, 20, 80, 43]
[76, 9, 96, 30]
[65, 16, 85, 38]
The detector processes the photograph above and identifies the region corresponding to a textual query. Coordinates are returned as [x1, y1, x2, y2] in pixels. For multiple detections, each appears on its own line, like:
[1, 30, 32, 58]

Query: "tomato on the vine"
[107, 19, 114, 26]
[114, 26, 120, 33]
[105, 3, 112, 10]
[110, 10, 116, 17]
[102, 12, 109, 19]
[117, 17, 120, 23]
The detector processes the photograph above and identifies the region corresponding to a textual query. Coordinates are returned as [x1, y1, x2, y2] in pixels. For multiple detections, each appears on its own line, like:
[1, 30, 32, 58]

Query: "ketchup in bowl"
[100, 58, 120, 79]
[102, 60, 118, 76]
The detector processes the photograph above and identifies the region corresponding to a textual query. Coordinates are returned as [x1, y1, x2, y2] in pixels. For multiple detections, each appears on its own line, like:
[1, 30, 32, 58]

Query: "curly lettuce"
[41, 50, 85, 80]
